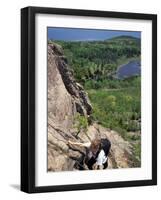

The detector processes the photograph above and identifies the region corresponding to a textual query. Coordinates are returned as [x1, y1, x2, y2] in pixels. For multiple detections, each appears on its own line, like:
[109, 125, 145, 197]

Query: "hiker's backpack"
[100, 138, 111, 157]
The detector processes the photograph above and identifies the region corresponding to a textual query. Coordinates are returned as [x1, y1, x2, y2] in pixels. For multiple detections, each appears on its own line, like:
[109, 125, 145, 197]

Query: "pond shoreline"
[116, 59, 141, 79]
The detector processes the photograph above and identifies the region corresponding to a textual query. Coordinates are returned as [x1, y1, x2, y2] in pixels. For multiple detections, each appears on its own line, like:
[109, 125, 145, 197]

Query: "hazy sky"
[48, 27, 141, 41]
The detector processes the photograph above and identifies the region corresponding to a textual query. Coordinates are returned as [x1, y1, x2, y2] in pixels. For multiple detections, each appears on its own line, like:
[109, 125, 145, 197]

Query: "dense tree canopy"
[50, 36, 141, 85]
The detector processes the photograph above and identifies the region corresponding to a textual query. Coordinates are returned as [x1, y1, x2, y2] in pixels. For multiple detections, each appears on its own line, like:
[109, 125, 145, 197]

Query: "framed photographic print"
[21, 6, 157, 193]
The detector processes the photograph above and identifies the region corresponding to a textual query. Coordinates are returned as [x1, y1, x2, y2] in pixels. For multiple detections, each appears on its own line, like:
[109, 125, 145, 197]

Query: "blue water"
[116, 60, 141, 79]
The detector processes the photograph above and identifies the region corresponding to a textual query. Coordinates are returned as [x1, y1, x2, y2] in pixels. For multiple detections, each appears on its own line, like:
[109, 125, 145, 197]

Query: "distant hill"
[108, 35, 140, 40]
[105, 35, 141, 46]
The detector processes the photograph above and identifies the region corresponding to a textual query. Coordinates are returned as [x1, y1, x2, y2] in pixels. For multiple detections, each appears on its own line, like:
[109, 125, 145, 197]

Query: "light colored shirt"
[96, 150, 107, 166]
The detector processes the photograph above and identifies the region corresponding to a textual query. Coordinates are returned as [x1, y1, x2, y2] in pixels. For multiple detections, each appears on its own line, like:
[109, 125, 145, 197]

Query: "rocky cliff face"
[48, 42, 134, 171]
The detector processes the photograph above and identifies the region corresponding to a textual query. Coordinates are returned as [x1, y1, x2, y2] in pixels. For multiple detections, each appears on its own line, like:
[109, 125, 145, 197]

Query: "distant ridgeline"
[49, 35, 141, 89]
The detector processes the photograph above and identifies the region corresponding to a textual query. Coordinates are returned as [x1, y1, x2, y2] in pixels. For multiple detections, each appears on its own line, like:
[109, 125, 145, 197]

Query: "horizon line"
[48, 35, 141, 42]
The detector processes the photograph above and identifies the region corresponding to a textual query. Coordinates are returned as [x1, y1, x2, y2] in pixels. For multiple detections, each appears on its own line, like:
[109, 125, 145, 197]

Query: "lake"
[116, 60, 141, 79]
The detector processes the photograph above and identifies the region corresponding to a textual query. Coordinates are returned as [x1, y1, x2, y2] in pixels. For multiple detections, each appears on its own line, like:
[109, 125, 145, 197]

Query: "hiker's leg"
[103, 161, 108, 169]
[98, 165, 103, 170]
[78, 155, 86, 170]
[86, 158, 96, 170]
[92, 163, 98, 170]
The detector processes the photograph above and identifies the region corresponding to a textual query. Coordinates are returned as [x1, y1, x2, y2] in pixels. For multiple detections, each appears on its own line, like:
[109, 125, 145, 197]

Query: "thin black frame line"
[33, 179, 154, 193]
[152, 14, 157, 184]
[28, 6, 156, 20]
[28, 7, 36, 192]
[21, 6, 157, 193]
[46, 27, 48, 173]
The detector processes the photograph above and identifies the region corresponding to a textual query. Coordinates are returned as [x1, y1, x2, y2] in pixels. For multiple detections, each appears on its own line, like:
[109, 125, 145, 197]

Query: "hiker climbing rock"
[68, 138, 111, 170]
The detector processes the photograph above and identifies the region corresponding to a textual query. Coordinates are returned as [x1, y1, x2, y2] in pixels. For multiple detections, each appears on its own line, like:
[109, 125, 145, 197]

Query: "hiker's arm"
[68, 140, 91, 148]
